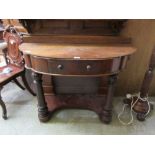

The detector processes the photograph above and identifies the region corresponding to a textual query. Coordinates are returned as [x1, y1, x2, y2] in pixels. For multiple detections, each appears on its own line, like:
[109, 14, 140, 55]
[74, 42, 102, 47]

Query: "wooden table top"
[20, 43, 136, 60]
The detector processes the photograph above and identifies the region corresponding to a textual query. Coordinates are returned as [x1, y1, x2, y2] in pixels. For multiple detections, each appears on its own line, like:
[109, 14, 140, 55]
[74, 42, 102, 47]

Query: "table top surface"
[20, 43, 136, 60]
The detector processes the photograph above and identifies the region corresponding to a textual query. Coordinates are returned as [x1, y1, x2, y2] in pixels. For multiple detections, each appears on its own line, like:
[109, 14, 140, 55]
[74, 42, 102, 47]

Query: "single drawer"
[48, 58, 121, 75]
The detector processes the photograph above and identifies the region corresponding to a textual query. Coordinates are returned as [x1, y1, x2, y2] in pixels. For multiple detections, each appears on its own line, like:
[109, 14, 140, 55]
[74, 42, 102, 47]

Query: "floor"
[0, 82, 155, 135]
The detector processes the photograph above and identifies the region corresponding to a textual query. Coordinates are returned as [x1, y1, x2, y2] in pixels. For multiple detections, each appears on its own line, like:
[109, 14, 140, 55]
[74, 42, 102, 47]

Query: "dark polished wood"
[0, 26, 35, 120]
[23, 35, 131, 44]
[15, 19, 132, 99]
[6, 19, 135, 123]
[99, 74, 118, 124]
[32, 72, 50, 122]
[24, 55, 123, 76]
[21, 40, 136, 123]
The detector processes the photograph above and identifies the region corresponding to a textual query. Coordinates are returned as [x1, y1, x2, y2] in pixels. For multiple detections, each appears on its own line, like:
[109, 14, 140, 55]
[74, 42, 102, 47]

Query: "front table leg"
[32, 72, 50, 122]
[0, 87, 7, 120]
[100, 74, 118, 124]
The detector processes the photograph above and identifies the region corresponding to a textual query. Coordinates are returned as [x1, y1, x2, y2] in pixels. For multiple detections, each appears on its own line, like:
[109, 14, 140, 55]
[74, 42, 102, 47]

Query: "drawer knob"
[86, 65, 91, 71]
[57, 64, 63, 70]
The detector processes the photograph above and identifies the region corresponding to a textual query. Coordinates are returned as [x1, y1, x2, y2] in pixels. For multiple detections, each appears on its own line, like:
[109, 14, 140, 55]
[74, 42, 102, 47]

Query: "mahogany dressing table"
[20, 35, 136, 123]
[2, 19, 136, 123]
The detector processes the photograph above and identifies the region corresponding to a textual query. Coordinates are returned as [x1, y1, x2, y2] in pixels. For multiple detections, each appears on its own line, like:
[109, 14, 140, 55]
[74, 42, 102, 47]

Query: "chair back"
[3, 25, 24, 67]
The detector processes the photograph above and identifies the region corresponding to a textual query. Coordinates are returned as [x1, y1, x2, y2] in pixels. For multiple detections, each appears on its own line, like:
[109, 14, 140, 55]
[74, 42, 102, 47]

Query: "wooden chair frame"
[0, 25, 35, 120]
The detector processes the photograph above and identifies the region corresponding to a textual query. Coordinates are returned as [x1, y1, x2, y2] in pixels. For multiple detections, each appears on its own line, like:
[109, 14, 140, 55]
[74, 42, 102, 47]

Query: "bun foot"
[99, 110, 112, 124]
[38, 113, 50, 122]
[136, 113, 146, 121]
[38, 108, 51, 122]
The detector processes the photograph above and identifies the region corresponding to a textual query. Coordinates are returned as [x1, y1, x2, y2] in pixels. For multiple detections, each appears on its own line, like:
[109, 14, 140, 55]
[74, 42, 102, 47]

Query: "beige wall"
[116, 19, 155, 96]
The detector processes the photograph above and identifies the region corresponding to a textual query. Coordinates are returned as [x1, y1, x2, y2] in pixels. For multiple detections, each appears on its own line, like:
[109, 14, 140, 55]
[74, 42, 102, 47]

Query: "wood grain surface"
[20, 43, 136, 59]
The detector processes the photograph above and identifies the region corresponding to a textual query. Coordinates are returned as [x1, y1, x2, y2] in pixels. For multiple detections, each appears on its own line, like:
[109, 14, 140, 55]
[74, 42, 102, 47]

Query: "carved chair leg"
[99, 74, 117, 124]
[0, 87, 7, 120]
[21, 73, 36, 96]
[13, 78, 25, 90]
[32, 72, 50, 122]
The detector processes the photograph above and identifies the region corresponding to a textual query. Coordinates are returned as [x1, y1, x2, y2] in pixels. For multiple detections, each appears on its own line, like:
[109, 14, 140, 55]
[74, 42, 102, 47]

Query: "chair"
[0, 25, 35, 120]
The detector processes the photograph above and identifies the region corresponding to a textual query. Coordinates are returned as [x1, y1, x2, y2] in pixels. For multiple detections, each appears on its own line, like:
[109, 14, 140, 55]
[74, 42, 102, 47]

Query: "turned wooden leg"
[99, 74, 117, 124]
[13, 78, 25, 90]
[0, 87, 7, 120]
[32, 72, 50, 122]
[21, 71, 36, 96]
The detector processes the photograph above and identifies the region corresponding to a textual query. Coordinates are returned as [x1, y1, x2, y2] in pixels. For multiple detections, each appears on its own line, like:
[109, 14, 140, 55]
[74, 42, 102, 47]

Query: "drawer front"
[28, 56, 122, 75]
[48, 58, 121, 75]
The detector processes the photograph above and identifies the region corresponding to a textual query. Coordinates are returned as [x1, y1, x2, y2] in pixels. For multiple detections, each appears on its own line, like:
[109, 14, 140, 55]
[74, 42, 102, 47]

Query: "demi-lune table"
[20, 42, 136, 124]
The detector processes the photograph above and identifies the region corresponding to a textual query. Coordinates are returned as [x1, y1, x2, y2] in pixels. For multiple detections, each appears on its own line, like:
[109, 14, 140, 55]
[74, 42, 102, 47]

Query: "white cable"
[118, 93, 151, 125]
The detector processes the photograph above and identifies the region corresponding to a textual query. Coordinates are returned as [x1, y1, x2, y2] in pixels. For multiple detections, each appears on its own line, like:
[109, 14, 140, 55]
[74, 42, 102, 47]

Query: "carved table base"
[32, 72, 117, 124]
[20, 34, 136, 124]
[45, 94, 112, 124]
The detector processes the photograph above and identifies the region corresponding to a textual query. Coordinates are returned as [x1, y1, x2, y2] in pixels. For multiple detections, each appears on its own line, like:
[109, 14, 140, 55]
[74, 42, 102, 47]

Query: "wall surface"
[116, 19, 155, 96]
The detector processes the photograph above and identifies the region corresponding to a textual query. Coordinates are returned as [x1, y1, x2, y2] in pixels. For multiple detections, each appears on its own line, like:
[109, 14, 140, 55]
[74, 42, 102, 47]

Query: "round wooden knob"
[86, 65, 91, 71]
[57, 64, 63, 70]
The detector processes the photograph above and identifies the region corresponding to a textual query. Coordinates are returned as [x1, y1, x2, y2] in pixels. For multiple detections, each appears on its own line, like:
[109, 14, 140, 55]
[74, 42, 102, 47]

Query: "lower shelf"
[44, 94, 112, 124]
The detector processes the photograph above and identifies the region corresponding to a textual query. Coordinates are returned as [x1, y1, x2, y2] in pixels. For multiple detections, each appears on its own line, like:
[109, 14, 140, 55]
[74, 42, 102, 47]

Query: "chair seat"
[0, 64, 24, 85]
